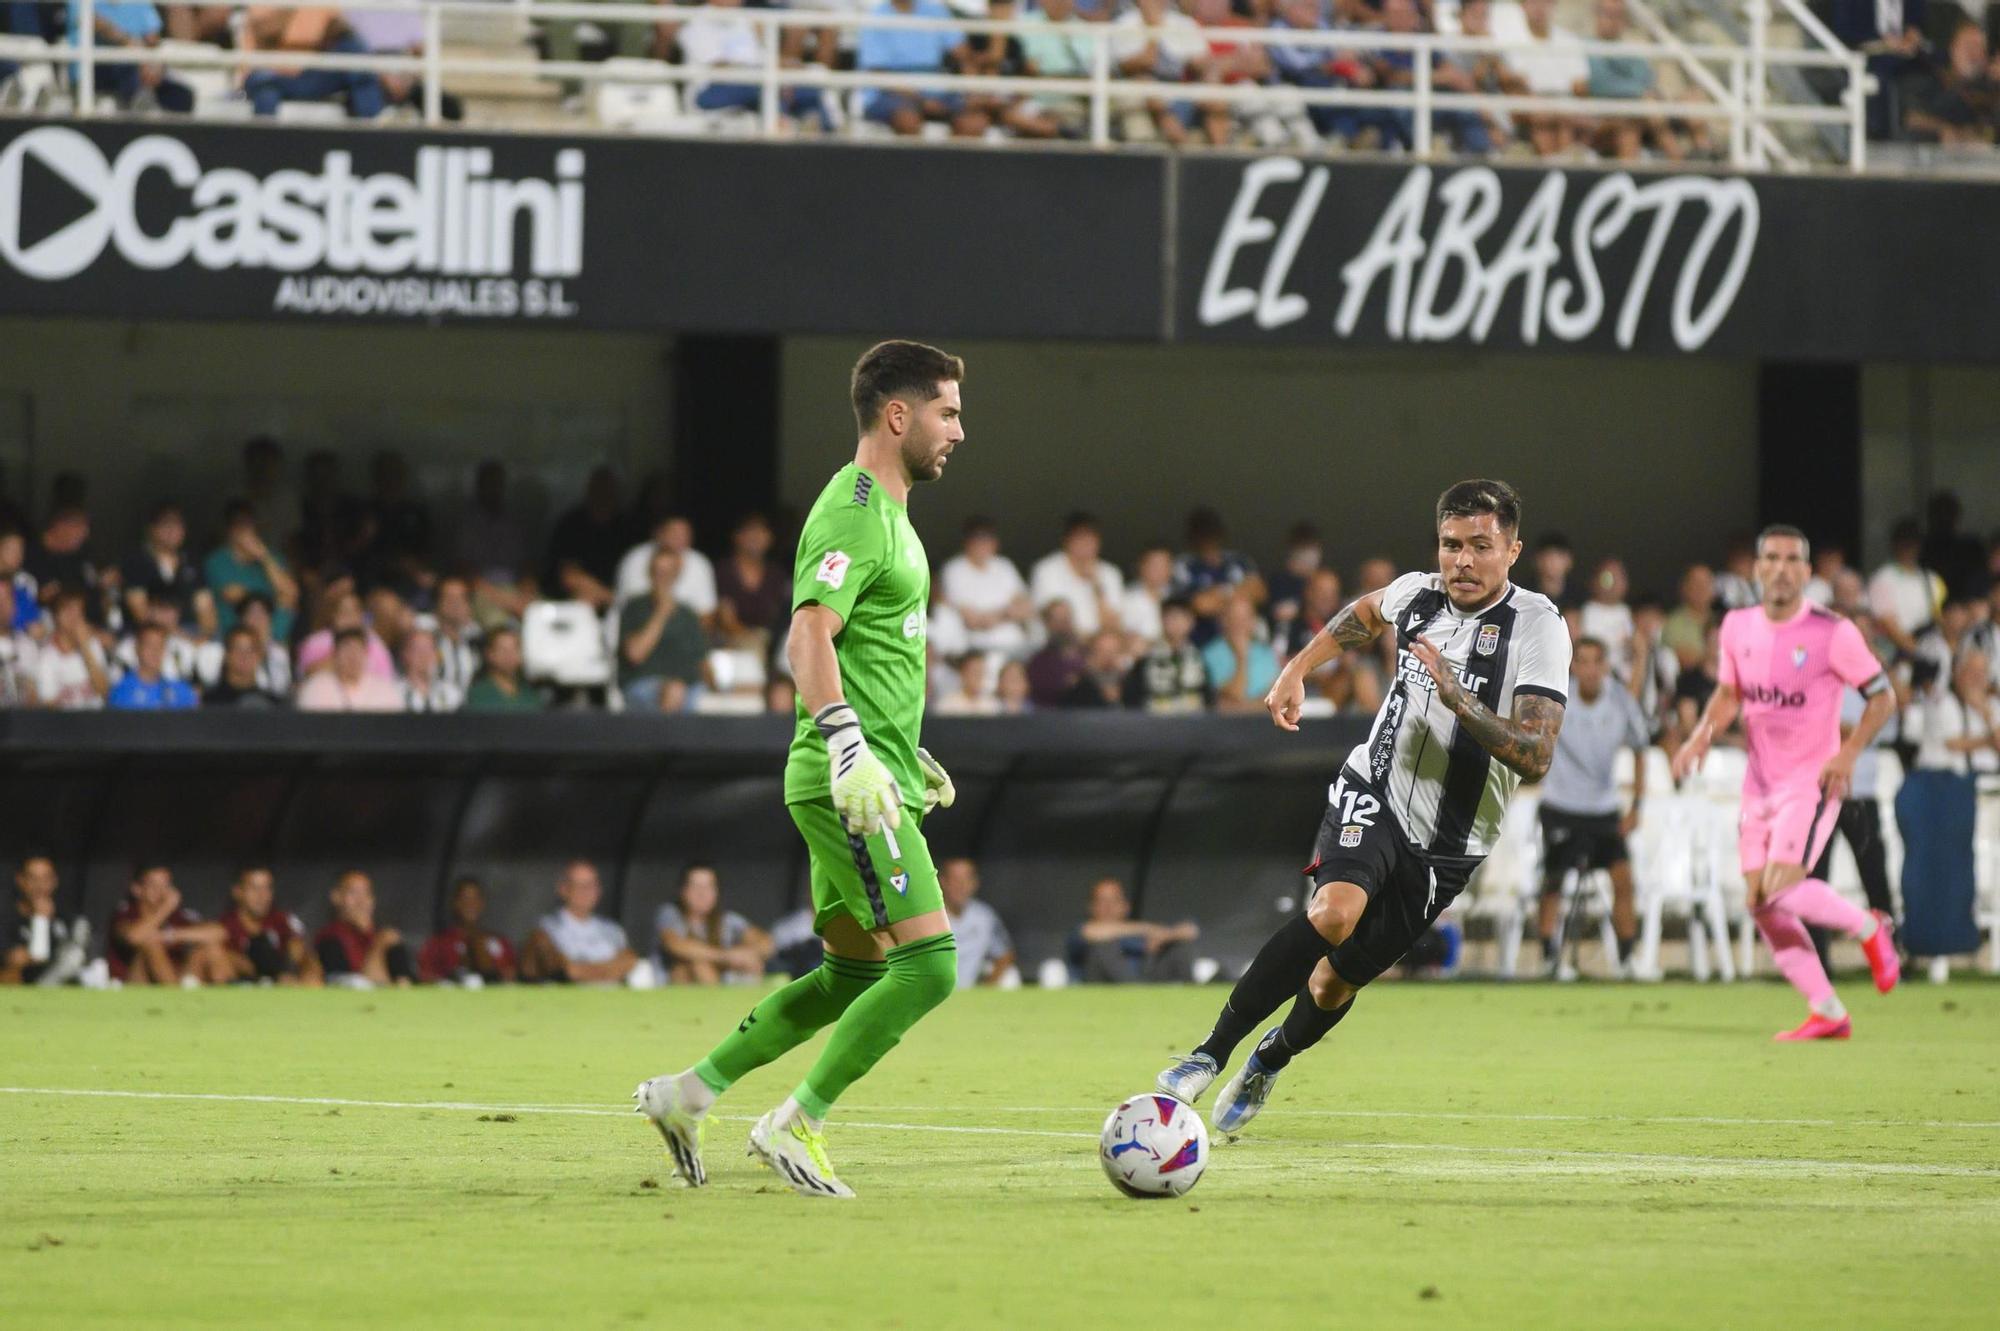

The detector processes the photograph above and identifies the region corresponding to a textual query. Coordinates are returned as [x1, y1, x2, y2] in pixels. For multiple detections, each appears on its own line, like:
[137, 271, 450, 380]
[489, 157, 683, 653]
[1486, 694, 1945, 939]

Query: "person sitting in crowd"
[453, 462, 536, 620]
[547, 467, 639, 612]
[193, 592, 291, 696]
[220, 865, 312, 984]
[680, 0, 830, 128]
[1185, 0, 1268, 146]
[942, 516, 1034, 657]
[1283, 569, 1381, 713]
[615, 514, 717, 628]
[202, 626, 288, 709]
[2, 856, 90, 987]
[958, 0, 1068, 141]
[1013, 0, 1095, 139]
[240, 5, 387, 118]
[298, 627, 404, 712]
[1660, 563, 1716, 672]
[297, 587, 395, 681]
[109, 862, 231, 986]
[1120, 543, 1175, 655]
[1066, 876, 1198, 983]
[107, 623, 199, 711]
[1263, 522, 1322, 643]
[25, 490, 95, 613]
[1578, 0, 1688, 160]
[1172, 507, 1262, 645]
[1204, 589, 1278, 714]
[1111, 0, 1208, 145]
[654, 863, 772, 985]
[1435, 0, 1516, 153]
[1496, 0, 1590, 155]
[1063, 629, 1131, 708]
[205, 501, 299, 639]
[995, 658, 1034, 714]
[315, 869, 415, 987]
[942, 857, 1017, 988]
[33, 590, 109, 711]
[398, 627, 461, 713]
[1031, 512, 1125, 640]
[428, 575, 485, 698]
[115, 597, 202, 685]
[419, 876, 517, 985]
[462, 626, 545, 712]
[857, 0, 986, 138]
[121, 502, 214, 641]
[935, 651, 1001, 715]
[1124, 595, 1210, 712]
[1027, 599, 1087, 706]
[66, 0, 193, 111]
[715, 512, 790, 652]
[619, 547, 709, 713]
[1905, 22, 2000, 146]
[1263, 0, 1355, 145]
[521, 860, 638, 984]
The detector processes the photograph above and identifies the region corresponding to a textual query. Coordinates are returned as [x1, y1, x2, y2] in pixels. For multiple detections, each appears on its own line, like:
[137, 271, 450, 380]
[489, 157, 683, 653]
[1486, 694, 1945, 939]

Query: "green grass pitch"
[3, 981, 1996, 1330]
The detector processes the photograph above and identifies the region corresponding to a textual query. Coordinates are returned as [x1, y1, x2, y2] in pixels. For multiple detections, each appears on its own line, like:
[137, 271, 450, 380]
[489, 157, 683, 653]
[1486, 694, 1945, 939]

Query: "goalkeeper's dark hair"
[1435, 479, 1522, 535]
[850, 340, 964, 432]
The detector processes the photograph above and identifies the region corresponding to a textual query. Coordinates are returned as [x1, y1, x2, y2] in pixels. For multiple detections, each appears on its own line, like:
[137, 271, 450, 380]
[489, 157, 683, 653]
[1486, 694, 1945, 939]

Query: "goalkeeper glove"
[916, 747, 956, 815]
[816, 702, 903, 836]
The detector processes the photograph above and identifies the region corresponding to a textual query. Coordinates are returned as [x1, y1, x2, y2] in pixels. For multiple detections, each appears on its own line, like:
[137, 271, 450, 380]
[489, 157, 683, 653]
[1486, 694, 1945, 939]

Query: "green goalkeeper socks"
[793, 933, 957, 1121]
[694, 952, 888, 1095]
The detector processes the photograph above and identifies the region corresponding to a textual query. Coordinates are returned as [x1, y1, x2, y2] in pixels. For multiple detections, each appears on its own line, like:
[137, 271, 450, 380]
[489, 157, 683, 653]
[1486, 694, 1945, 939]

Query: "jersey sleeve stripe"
[1514, 683, 1568, 705]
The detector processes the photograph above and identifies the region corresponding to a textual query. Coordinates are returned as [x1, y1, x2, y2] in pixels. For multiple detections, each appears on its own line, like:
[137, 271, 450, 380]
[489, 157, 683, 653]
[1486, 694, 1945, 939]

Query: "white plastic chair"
[522, 600, 614, 688]
[1631, 791, 1737, 981]
[1976, 776, 2000, 974]
[1482, 792, 1543, 977]
[593, 58, 688, 133]
[0, 36, 57, 111]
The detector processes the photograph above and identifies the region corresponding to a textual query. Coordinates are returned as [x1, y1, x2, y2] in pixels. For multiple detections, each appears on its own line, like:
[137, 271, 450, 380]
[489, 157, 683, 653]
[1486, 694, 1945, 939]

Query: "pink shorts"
[1738, 783, 1841, 877]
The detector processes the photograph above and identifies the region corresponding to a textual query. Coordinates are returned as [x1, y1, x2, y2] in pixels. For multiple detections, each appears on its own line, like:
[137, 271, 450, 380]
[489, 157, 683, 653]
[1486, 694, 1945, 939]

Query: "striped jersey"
[784, 463, 930, 809]
[1341, 573, 1571, 861]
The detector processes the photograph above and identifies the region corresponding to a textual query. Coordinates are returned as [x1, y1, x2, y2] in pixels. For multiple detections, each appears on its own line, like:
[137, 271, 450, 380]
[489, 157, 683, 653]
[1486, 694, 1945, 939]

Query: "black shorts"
[1307, 778, 1476, 988]
[1538, 807, 1628, 888]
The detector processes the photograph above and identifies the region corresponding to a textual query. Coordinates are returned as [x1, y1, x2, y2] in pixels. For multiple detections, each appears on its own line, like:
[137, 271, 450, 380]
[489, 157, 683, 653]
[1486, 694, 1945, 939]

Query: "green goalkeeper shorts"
[788, 801, 942, 935]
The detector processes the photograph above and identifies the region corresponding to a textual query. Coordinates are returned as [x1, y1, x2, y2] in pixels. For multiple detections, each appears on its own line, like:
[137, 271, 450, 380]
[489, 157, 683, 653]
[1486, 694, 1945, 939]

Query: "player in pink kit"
[1672, 526, 1901, 1040]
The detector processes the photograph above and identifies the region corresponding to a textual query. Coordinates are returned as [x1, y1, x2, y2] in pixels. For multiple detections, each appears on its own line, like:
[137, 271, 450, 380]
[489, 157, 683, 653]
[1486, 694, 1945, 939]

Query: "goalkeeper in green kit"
[635, 340, 965, 1199]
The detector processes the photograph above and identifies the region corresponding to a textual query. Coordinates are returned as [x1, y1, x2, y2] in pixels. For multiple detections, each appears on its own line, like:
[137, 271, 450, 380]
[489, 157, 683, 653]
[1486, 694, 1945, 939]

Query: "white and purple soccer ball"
[1099, 1093, 1210, 1198]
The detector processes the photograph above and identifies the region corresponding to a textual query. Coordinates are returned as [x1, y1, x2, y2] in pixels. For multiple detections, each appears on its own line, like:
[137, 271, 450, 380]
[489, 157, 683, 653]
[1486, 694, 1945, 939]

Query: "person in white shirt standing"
[1029, 513, 1125, 640]
[1491, 0, 1589, 154]
[940, 516, 1033, 656]
[616, 515, 719, 631]
[1868, 518, 1944, 663]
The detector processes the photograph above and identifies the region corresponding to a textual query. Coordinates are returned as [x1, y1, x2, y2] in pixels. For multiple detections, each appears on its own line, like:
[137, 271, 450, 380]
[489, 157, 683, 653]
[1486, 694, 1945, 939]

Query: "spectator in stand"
[1829, 0, 1928, 140]
[1804, 544, 1848, 606]
[1528, 532, 1577, 611]
[1013, 0, 1095, 138]
[521, 860, 639, 985]
[0, 582, 36, 707]
[1120, 543, 1174, 654]
[399, 627, 461, 713]
[1494, 0, 1589, 155]
[1027, 599, 1088, 706]
[1204, 589, 1279, 714]
[297, 627, 403, 712]
[1263, 523, 1322, 644]
[108, 624, 199, 711]
[942, 857, 1017, 988]
[935, 651, 1000, 715]
[1869, 517, 1943, 660]
[194, 593, 291, 696]
[654, 863, 773, 985]
[120, 502, 214, 640]
[114, 598, 201, 684]
[1578, 0, 1682, 160]
[297, 449, 362, 577]
[547, 467, 637, 612]
[961, 0, 1073, 139]
[1810, 687, 1899, 928]
[615, 514, 718, 628]
[1714, 535, 1759, 610]
[203, 627, 288, 708]
[1353, 0, 1491, 152]
[26, 504, 95, 619]
[619, 547, 709, 713]
[2, 855, 90, 987]
[463, 626, 544, 712]
[1660, 563, 1716, 672]
[995, 658, 1034, 714]
[67, 1, 193, 110]
[453, 461, 535, 620]
[1284, 570, 1382, 714]
[297, 588, 395, 680]
[716, 512, 790, 652]
[1670, 623, 1723, 742]
[206, 500, 299, 639]
[1912, 592, 1979, 700]
[1171, 507, 1262, 646]
[1124, 596, 1211, 713]
[1437, 0, 1516, 152]
[315, 870, 415, 987]
[1184, 0, 1267, 146]
[1263, 0, 1355, 144]
[1, 524, 41, 633]
[240, 6, 387, 118]
[419, 876, 517, 985]
[1030, 513, 1125, 639]
[1062, 629, 1131, 708]
[1578, 557, 1635, 679]
[219, 865, 312, 984]
[942, 517, 1034, 656]
[428, 576, 484, 698]
[1067, 876, 1198, 983]
[33, 590, 109, 711]
[857, 0, 987, 137]
[1111, 0, 1208, 146]
[1628, 597, 1674, 734]
[1920, 490, 1989, 602]
[109, 862, 231, 986]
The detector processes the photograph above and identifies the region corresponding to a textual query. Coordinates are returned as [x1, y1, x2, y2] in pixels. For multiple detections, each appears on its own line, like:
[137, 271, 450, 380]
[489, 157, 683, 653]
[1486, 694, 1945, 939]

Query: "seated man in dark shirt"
[1125, 597, 1212, 714]
[109, 863, 233, 986]
[219, 865, 311, 983]
[314, 870, 415, 987]
[1904, 22, 1999, 144]
[204, 627, 290, 708]
[120, 502, 215, 639]
[1066, 877, 1199, 984]
[419, 877, 517, 985]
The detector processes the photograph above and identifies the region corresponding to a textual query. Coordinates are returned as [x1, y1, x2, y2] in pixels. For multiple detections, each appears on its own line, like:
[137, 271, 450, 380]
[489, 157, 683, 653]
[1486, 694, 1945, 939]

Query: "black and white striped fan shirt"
[1340, 573, 1572, 862]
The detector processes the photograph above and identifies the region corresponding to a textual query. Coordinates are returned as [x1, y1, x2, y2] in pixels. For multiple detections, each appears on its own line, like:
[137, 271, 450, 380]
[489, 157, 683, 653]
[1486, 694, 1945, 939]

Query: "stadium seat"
[154, 39, 235, 114]
[1630, 791, 1737, 982]
[592, 58, 688, 133]
[1481, 792, 1544, 977]
[522, 600, 614, 688]
[0, 36, 57, 111]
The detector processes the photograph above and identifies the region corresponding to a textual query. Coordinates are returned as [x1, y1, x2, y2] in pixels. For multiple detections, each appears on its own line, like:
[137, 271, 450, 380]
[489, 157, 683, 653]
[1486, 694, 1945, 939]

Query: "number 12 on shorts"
[1329, 775, 1381, 828]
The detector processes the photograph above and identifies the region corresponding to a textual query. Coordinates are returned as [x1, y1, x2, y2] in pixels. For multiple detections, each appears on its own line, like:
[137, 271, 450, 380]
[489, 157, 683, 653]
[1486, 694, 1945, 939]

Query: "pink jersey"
[1718, 603, 1885, 794]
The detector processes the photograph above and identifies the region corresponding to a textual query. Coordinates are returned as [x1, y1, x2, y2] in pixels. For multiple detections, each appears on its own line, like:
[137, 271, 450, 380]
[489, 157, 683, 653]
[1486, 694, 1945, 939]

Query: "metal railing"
[8, 0, 1870, 170]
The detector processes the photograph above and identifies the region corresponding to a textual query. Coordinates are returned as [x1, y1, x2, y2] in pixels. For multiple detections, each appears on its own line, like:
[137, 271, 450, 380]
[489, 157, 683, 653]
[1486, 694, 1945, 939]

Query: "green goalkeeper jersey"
[784, 463, 930, 810]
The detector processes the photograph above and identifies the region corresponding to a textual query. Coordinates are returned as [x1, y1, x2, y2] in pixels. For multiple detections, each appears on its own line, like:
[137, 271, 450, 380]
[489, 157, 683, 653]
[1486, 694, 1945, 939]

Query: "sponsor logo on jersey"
[1741, 682, 1807, 707]
[1408, 611, 1425, 630]
[1476, 624, 1501, 657]
[1339, 825, 1363, 848]
[902, 609, 924, 640]
[1397, 651, 1488, 696]
[816, 550, 851, 590]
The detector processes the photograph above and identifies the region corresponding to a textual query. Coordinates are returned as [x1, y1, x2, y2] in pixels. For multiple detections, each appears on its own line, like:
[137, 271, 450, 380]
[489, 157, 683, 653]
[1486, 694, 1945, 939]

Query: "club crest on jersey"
[815, 550, 851, 590]
[1792, 645, 1808, 669]
[1339, 825, 1363, 848]
[890, 866, 909, 895]
[1476, 624, 1501, 657]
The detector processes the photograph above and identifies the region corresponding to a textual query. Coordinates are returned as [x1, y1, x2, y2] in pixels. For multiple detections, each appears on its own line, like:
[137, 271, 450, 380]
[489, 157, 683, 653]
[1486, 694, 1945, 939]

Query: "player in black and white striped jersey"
[1157, 479, 1571, 1137]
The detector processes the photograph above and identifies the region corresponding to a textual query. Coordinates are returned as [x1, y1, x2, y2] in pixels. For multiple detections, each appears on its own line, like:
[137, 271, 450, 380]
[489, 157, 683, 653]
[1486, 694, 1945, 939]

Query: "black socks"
[1194, 914, 1330, 1065]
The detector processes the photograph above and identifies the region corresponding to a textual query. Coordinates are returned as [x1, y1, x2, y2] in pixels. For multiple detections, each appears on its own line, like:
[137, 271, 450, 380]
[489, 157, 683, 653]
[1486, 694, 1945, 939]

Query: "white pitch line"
[841, 1104, 2000, 1131]
[4, 1086, 1997, 1181]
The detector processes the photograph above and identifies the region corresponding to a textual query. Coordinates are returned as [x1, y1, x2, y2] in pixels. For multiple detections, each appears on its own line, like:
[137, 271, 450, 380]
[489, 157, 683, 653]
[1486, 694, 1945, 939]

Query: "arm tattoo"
[1325, 602, 1377, 651]
[1448, 692, 1566, 780]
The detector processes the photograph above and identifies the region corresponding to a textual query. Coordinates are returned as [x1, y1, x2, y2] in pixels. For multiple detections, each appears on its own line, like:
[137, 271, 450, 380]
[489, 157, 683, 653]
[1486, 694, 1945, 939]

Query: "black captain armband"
[1859, 673, 1891, 698]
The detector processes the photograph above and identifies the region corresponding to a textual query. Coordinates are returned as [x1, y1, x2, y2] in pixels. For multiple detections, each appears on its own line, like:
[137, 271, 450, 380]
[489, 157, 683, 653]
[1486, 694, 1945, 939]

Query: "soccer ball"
[1099, 1093, 1209, 1198]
